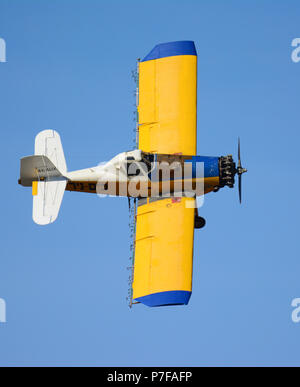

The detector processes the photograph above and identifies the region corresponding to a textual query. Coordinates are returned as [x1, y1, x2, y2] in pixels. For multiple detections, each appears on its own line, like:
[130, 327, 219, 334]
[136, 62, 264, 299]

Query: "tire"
[195, 216, 206, 229]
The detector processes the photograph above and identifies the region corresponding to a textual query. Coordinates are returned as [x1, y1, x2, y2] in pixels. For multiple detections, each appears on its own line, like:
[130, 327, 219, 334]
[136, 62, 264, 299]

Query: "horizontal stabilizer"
[19, 129, 68, 225]
[33, 179, 67, 225]
[35, 130, 67, 174]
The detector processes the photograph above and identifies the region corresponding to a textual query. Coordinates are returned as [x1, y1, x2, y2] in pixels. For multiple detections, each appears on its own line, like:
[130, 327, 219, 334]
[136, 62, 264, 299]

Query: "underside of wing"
[138, 41, 197, 155]
[132, 197, 195, 307]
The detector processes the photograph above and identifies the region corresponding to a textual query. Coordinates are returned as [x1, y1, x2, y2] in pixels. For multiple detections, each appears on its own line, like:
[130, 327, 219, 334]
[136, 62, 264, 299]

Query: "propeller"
[236, 137, 247, 203]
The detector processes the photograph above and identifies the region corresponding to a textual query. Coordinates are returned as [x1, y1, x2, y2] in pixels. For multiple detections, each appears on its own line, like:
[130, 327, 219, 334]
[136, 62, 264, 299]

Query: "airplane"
[19, 41, 247, 307]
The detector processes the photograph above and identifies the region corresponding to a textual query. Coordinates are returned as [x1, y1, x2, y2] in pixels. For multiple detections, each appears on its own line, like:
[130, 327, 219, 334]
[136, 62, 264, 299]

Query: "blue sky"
[0, 0, 300, 366]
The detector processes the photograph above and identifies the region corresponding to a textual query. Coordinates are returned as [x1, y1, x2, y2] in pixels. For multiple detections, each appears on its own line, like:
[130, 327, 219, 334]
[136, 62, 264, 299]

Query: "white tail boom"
[19, 130, 67, 225]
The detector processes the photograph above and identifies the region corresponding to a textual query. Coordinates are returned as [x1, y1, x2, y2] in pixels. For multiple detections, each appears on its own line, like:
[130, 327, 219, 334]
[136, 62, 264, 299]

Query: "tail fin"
[19, 130, 67, 225]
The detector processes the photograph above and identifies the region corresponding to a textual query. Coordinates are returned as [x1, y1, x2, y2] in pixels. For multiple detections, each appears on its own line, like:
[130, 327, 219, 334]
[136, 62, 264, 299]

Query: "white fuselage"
[65, 149, 208, 198]
[66, 149, 150, 197]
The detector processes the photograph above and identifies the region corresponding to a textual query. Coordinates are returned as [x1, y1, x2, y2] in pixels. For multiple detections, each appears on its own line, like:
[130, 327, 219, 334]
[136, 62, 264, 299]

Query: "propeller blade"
[238, 174, 242, 204]
[238, 137, 241, 168]
[237, 137, 247, 204]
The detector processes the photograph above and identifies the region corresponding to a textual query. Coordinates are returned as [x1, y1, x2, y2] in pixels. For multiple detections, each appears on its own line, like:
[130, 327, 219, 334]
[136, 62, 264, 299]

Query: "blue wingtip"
[135, 290, 192, 307]
[142, 41, 197, 62]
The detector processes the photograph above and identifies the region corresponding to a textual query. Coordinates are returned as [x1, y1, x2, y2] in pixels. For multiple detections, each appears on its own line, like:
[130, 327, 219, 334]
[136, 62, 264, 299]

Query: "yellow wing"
[132, 42, 198, 307]
[132, 41, 198, 307]
[132, 197, 195, 306]
[138, 41, 197, 155]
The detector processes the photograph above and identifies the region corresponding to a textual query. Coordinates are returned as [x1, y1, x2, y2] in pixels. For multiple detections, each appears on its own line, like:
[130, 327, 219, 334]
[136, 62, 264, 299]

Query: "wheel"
[195, 216, 206, 229]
